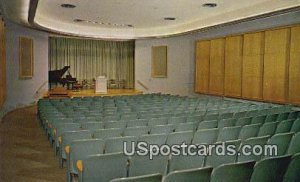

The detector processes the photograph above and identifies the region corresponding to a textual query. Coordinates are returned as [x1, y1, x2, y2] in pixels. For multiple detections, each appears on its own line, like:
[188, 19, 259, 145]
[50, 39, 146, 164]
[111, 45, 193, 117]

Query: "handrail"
[35, 81, 48, 95]
[137, 80, 149, 91]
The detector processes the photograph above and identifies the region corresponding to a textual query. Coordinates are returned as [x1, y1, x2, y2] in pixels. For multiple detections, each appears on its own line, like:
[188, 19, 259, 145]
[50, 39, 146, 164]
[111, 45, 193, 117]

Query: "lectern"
[95, 76, 107, 93]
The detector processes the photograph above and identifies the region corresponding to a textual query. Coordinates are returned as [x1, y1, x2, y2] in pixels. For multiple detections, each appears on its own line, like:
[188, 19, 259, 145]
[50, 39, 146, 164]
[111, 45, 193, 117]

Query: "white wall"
[2, 21, 48, 114]
[135, 10, 300, 96]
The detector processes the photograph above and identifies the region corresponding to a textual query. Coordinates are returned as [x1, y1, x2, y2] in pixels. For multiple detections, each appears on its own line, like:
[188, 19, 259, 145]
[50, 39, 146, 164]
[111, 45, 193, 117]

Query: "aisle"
[0, 106, 65, 182]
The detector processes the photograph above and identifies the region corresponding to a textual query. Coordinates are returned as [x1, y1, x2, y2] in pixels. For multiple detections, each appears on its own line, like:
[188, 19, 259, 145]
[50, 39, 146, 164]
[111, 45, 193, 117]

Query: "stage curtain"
[49, 37, 135, 88]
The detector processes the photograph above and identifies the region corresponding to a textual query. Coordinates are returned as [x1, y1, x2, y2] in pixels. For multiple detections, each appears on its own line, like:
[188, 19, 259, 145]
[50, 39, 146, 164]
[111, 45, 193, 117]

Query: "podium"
[95, 76, 107, 93]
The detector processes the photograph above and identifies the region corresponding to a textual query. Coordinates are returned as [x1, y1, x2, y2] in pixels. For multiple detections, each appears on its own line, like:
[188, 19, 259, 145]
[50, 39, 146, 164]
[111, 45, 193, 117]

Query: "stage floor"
[45, 88, 143, 98]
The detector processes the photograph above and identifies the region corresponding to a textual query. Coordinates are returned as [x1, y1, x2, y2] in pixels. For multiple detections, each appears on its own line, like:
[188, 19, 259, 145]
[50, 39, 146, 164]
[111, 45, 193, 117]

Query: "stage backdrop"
[49, 37, 134, 88]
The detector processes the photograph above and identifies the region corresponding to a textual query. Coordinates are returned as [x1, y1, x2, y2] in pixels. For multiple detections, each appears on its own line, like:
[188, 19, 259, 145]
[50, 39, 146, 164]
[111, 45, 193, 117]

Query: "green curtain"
[49, 37, 135, 88]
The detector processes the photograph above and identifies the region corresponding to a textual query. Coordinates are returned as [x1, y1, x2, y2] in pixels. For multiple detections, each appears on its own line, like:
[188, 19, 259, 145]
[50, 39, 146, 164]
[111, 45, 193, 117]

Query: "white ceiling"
[1, 0, 300, 39]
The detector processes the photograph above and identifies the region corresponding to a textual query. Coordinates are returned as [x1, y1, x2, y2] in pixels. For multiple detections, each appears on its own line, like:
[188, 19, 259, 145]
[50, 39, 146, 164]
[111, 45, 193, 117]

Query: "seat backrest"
[265, 132, 294, 158]
[123, 126, 150, 137]
[257, 122, 278, 137]
[277, 112, 290, 121]
[237, 135, 270, 162]
[275, 119, 294, 134]
[150, 125, 175, 135]
[127, 120, 148, 127]
[238, 124, 261, 141]
[81, 122, 105, 130]
[250, 155, 291, 182]
[93, 128, 123, 139]
[111, 174, 163, 182]
[205, 139, 240, 168]
[287, 132, 300, 155]
[80, 153, 128, 182]
[175, 122, 197, 132]
[283, 153, 300, 182]
[128, 155, 168, 177]
[168, 117, 186, 125]
[216, 126, 241, 142]
[218, 118, 236, 129]
[203, 114, 219, 121]
[198, 120, 218, 130]
[192, 128, 218, 144]
[105, 121, 127, 129]
[235, 117, 252, 127]
[251, 115, 266, 125]
[148, 118, 168, 126]
[138, 134, 167, 146]
[166, 131, 194, 145]
[105, 136, 138, 154]
[290, 118, 300, 133]
[164, 167, 213, 182]
[169, 154, 206, 173]
[288, 111, 300, 120]
[69, 139, 105, 174]
[210, 161, 256, 182]
[265, 114, 278, 123]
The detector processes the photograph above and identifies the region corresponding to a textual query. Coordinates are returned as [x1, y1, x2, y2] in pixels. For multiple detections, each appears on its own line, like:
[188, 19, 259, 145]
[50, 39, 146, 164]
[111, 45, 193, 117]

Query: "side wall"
[0, 21, 48, 120]
[135, 10, 300, 96]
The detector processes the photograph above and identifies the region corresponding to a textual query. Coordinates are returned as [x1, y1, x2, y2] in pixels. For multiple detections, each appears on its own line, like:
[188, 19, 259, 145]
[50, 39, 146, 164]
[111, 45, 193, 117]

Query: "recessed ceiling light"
[61, 4, 76, 8]
[164, 17, 176, 21]
[202, 3, 217, 8]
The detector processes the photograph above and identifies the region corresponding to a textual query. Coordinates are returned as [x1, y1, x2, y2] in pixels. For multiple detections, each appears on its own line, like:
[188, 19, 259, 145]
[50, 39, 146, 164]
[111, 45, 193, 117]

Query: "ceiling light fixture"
[164, 17, 176, 21]
[61, 4, 76, 8]
[74, 19, 84, 22]
[202, 3, 217, 8]
[73, 18, 134, 28]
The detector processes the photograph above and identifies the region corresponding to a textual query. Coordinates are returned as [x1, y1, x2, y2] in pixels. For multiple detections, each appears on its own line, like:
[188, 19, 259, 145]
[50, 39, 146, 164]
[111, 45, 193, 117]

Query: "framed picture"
[152, 45, 167, 78]
[19, 37, 33, 79]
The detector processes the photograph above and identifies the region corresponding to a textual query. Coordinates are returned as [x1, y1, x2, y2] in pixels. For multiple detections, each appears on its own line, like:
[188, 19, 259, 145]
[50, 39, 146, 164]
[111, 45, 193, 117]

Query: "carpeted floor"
[0, 106, 66, 182]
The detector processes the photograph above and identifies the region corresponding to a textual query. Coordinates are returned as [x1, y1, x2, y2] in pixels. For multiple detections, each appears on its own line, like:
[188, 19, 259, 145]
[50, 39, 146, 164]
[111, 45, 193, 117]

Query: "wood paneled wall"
[0, 18, 6, 108]
[195, 24, 300, 105]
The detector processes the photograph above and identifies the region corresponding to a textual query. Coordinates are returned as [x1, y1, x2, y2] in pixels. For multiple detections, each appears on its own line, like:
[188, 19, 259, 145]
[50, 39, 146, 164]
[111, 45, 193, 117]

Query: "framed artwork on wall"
[152, 45, 167, 78]
[19, 37, 33, 79]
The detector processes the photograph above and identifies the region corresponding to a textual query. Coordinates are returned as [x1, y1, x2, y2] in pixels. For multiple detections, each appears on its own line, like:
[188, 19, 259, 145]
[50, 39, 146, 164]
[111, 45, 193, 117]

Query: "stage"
[44, 88, 143, 99]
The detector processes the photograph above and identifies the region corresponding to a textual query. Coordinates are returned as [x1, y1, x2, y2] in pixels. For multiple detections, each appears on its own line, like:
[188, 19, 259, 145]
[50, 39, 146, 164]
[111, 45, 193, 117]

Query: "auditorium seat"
[216, 126, 241, 142]
[66, 139, 105, 181]
[150, 125, 175, 135]
[218, 118, 236, 129]
[205, 140, 240, 168]
[275, 119, 294, 134]
[78, 153, 128, 182]
[168, 117, 186, 125]
[166, 131, 193, 145]
[123, 126, 150, 137]
[210, 161, 255, 182]
[265, 114, 278, 123]
[148, 118, 168, 126]
[251, 115, 266, 125]
[288, 111, 300, 120]
[111, 174, 163, 182]
[175, 122, 197, 132]
[127, 119, 148, 127]
[105, 121, 127, 129]
[290, 119, 300, 132]
[164, 167, 213, 182]
[283, 153, 300, 182]
[81, 122, 105, 130]
[197, 120, 218, 130]
[128, 155, 168, 177]
[105, 136, 138, 154]
[192, 128, 218, 144]
[287, 132, 300, 155]
[265, 132, 294, 158]
[138, 134, 167, 146]
[59, 130, 93, 167]
[277, 112, 290, 121]
[238, 124, 261, 141]
[250, 155, 291, 182]
[93, 128, 123, 139]
[237, 135, 270, 162]
[257, 122, 278, 137]
[235, 117, 252, 127]
[169, 154, 205, 173]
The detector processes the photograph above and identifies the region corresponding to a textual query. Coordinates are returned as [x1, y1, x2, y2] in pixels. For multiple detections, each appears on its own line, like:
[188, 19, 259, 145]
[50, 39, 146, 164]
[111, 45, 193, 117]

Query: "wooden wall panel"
[0, 18, 6, 108]
[242, 32, 264, 99]
[289, 26, 300, 104]
[224, 36, 243, 97]
[195, 40, 210, 93]
[209, 38, 225, 95]
[263, 28, 290, 102]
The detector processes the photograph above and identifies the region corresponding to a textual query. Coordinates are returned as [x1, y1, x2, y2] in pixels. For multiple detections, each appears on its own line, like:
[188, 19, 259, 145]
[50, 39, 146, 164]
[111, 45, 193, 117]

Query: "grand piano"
[48, 66, 77, 89]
